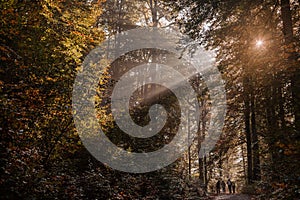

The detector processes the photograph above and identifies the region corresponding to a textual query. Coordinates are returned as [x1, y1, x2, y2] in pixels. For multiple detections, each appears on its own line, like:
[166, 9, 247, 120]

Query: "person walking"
[227, 179, 232, 194]
[232, 181, 236, 193]
[216, 180, 221, 195]
[221, 180, 226, 193]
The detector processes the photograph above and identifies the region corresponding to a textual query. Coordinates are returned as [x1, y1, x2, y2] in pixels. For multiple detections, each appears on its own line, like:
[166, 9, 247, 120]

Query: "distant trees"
[170, 0, 299, 198]
[1, 0, 298, 198]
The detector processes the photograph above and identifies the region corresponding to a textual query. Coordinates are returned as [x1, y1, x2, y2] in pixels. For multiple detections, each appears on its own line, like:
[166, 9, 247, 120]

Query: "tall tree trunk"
[250, 91, 260, 181]
[280, 0, 293, 43]
[198, 139, 204, 184]
[188, 110, 191, 176]
[244, 79, 253, 183]
[266, 84, 280, 181]
[198, 100, 203, 182]
[280, 0, 300, 132]
[117, 0, 124, 33]
[218, 152, 223, 178]
[201, 99, 208, 187]
[204, 155, 208, 191]
[198, 98, 206, 185]
[241, 142, 247, 182]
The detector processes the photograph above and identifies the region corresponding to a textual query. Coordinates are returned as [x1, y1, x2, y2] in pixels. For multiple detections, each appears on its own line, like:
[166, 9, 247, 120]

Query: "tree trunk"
[204, 155, 208, 191]
[241, 141, 247, 182]
[280, 0, 293, 44]
[251, 91, 260, 181]
[280, 0, 300, 132]
[266, 84, 280, 182]
[149, 0, 158, 27]
[198, 98, 206, 185]
[278, 82, 287, 130]
[188, 110, 191, 176]
[244, 78, 253, 183]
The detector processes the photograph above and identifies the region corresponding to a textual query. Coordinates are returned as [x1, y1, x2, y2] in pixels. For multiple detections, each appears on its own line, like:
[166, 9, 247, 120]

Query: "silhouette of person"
[221, 180, 226, 193]
[232, 181, 236, 194]
[216, 180, 221, 195]
[227, 179, 232, 194]
[210, 184, 215, 193]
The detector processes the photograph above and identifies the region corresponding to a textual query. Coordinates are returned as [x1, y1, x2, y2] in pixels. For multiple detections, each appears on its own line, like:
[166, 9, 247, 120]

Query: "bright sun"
[256, 40, 264, 47]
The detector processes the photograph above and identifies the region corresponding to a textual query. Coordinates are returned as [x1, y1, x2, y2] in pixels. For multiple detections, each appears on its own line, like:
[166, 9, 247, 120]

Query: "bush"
[241, 184, 258, 195]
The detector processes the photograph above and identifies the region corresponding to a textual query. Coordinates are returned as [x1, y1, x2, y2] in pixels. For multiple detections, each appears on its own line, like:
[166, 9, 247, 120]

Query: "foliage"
[170, 0, 300, 198]
[0, 0, 105, 198]
[0, 0, 209, 199]
[1, 0, 299, 199]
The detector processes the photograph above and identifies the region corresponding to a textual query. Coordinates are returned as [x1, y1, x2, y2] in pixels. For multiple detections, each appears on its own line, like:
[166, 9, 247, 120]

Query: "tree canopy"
[1, 0, 299, 199]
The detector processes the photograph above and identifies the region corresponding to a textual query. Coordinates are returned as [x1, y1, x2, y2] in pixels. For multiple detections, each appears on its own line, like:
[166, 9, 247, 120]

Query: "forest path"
[212, 194, 252, 200]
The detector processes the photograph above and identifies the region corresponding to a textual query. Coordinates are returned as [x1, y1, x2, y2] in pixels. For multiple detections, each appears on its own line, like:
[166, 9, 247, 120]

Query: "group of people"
[216, 178, 236, 195]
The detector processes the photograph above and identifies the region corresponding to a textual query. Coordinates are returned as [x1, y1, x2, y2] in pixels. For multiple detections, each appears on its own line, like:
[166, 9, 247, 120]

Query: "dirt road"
[212, 194, 252, 200]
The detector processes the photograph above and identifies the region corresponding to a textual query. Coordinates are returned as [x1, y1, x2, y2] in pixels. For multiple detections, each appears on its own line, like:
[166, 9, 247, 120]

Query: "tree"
[0, 0, 105, 198]
[171, 0, 299, 198]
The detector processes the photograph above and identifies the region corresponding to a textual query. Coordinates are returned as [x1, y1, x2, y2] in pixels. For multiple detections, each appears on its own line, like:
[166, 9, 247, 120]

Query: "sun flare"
[256, 40, 264, 47]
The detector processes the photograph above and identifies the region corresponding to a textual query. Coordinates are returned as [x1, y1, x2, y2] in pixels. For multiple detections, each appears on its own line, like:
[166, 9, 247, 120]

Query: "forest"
[0, 0, 299, 199]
